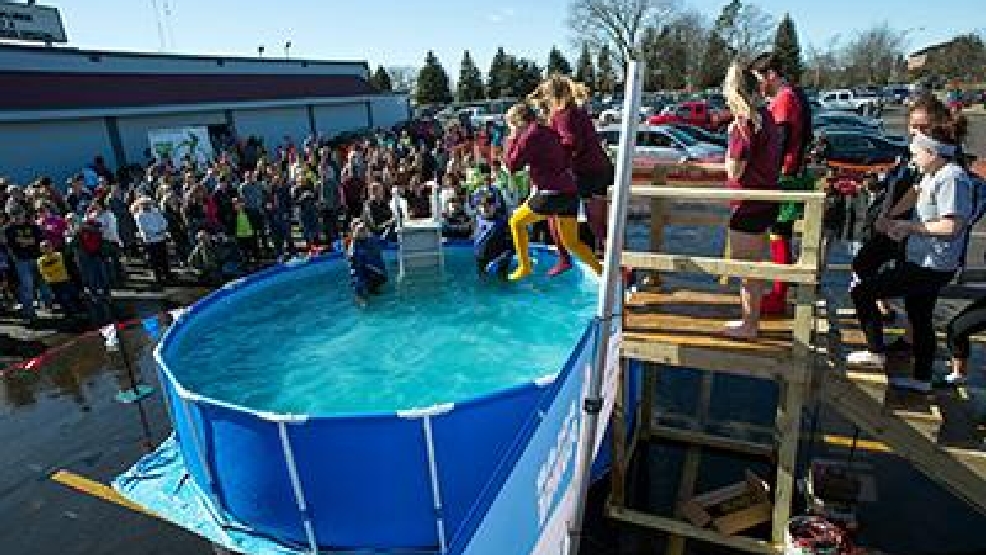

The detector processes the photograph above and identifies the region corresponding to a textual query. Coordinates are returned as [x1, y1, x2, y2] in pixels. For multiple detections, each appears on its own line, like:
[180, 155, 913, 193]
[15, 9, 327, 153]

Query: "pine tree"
[457, 50, 485, 102]
[773, 14, 804, 83]
[510, 57, 543, 97]
[574, 42, 596, 87]
[415, 51, 453, 105]
[697, 31, 732, 88]
[596, 44, 617, 95]
[369, 65, 392, 92]
[488, 47, 512, 99]
[547, 46, 573, 76]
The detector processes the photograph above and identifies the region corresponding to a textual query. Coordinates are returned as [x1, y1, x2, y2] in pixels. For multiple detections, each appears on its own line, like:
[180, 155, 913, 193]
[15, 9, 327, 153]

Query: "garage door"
[232, 107, 311, 153]
[0, 118, 113, 186]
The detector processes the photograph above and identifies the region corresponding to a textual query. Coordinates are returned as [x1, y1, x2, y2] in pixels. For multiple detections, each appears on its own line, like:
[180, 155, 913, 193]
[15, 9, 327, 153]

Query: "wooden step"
[621, 289, 809, 383]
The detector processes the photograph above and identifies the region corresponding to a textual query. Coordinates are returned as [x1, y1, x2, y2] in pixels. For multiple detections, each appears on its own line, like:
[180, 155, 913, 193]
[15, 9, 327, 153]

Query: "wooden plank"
[663, 213, 728, 227]
[667, 369, 715, 555]
[650, 425, 775, 458]
[631, 186, 826, 203]
[621, 339, 806, 383]
[821, 371, 986, 513]
[621, 252, 819, 284]
[771, 374, 807, 543]
[714, 502, 774, 536]
[607, 503, 780, 555]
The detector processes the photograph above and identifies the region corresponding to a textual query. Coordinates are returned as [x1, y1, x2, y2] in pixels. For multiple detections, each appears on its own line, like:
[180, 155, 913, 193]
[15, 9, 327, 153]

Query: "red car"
[647, 101, 732, 131]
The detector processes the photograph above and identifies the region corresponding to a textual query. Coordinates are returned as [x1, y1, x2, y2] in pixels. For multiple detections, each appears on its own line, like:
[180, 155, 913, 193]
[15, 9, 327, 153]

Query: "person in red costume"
[503, 103, 602, 280]
[749, 52, 814, 315]
[533, 75, 615, 276]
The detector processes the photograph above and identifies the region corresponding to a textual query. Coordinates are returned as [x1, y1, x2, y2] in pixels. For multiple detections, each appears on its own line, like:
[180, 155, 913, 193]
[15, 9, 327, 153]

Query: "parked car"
[667, 123, 728, 148]
[812, 112, 883, 133]
[597, 105, 658, 125]
[883, 85, 911, 104]
[646, 101, 731, 131]
[813, 129, 907, 166]
[818, 89, 883, 115]
[597, 124, 726, 165]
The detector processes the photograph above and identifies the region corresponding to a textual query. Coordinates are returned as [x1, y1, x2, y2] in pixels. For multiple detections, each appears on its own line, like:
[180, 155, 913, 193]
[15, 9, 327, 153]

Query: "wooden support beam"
[668, 370, 713, 555]
[622, 252, 819, 284]
[821, 372, 986, 513]
[607, 503, 780, 555]
[621, 339, 810, 385]
[649, 425, 776, 458]
[771, 369, 807, 543]
[631, 186, 825, 203]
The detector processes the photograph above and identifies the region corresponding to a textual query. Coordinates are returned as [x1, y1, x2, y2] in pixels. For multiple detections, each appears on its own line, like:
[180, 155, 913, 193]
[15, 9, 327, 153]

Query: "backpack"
[958, 171, 986, 274]
[78, 222, 104, 255]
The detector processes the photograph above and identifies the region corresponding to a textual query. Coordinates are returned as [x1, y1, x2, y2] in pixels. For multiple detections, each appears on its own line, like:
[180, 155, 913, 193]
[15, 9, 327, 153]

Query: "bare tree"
[714, 0, 775, 61]
[567, 0, 680, 70]
[805, 35, 844, 88]
[841, 23, 909, 85]
[386, 66, 419, 93]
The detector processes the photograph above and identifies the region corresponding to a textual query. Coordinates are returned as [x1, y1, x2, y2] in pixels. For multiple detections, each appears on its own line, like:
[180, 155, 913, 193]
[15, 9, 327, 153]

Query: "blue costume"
[474, 213, 513, 279]
[348, 236, 387, 299]
[470, 184, 507, 218]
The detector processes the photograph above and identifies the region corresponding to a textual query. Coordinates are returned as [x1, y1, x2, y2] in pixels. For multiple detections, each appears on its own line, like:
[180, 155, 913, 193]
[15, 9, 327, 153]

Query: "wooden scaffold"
[605, 159, 827, 555]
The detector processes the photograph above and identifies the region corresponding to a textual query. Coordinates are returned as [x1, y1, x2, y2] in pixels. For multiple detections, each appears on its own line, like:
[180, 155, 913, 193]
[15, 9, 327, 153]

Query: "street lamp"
[284, 40, 292, 60]
[258, 45, 265, 58]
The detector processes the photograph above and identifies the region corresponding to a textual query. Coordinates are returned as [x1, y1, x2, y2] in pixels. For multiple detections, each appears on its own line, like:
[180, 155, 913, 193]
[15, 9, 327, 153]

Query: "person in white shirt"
[89, 199, 125, 285]
[132, 196, 171, 284]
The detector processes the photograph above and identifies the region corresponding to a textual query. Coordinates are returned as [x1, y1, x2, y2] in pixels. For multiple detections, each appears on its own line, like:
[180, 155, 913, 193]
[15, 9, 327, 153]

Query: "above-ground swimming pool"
[154, 245, 600, 552]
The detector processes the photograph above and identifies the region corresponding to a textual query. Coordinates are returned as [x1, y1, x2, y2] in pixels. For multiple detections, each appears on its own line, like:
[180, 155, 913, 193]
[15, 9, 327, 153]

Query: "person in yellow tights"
[502, 103, 602, 280]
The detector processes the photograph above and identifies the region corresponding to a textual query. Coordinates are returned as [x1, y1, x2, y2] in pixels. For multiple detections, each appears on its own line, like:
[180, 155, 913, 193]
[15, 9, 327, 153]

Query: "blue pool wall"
[154, 244, 602, 551]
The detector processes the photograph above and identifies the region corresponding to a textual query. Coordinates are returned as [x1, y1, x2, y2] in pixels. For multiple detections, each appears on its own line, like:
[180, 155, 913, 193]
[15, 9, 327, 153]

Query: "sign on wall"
[0, 2, 67, 43]
[147, 127, 215, 167]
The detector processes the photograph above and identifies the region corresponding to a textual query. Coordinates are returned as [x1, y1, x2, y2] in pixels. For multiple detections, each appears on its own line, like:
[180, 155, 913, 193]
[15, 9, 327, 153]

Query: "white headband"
[911, 132, 957, 158]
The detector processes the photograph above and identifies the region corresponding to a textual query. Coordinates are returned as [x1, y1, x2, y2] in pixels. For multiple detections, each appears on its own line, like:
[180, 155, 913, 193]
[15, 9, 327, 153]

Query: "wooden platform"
[622, 289, 810, 383]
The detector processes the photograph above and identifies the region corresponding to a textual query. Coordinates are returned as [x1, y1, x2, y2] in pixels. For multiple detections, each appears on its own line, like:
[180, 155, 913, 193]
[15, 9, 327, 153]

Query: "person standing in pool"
[347, 219, 388, 305]
[503, 103, 602, 280]
[474, 193, 513, 280]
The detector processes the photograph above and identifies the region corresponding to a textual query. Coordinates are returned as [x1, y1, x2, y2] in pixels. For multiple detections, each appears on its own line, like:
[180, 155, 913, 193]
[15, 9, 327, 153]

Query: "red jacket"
[505, 124, 577, 196]
[550, 105, 612, 176]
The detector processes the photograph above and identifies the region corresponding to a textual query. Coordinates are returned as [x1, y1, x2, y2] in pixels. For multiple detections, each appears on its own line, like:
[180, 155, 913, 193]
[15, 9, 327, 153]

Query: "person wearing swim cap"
[502, 103, 603, 281]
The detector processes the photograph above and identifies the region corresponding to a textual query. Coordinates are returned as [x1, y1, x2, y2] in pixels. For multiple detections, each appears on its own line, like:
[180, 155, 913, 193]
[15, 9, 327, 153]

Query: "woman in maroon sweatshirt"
[544, 76, 615, 272]
[503, 103, 602, 280]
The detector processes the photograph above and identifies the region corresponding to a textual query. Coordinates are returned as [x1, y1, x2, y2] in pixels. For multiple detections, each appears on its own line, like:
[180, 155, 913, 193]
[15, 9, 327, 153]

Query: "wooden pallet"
[680, 470, 773, 536]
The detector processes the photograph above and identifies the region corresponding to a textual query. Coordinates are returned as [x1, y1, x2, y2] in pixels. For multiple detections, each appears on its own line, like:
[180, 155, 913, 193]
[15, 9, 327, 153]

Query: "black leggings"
[946, 295, 986, 360]
[851, 233, 905, 280]
[850, 261, 954, 381]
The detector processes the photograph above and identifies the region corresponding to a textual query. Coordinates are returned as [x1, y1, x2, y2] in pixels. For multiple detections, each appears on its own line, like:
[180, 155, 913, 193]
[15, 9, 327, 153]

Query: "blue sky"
[50, 0, 981, 71]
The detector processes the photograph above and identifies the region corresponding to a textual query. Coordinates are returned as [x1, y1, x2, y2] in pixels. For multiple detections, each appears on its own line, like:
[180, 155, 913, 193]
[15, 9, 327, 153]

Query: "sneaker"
[932, 371, 967, 388]
[847, 350, 886, 366]
[889, 377, 932, 393]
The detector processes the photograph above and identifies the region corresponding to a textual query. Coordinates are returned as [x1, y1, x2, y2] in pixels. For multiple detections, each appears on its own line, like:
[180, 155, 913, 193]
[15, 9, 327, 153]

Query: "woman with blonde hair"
[531, 75, 614, 275]
[503, 103, 602, 280]
[721, 62, 782, 338]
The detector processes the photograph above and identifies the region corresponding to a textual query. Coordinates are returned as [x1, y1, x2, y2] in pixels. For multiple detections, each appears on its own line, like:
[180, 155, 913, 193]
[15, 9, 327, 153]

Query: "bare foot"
[724, 320, 758, 339]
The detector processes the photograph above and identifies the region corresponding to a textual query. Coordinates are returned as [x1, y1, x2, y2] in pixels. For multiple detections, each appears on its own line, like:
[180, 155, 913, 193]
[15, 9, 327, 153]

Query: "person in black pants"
[848, 118, 972, 393]
[944, 295, 986, 386]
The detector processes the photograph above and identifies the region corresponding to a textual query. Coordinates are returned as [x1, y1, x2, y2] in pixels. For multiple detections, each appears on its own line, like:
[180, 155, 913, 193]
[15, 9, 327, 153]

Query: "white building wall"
[231, 106, 312, 151]
[0, 118, 112, 186]
[116, 111, 227, 165]
[370, 95, 411, 129]
[313, 103, 368, 139]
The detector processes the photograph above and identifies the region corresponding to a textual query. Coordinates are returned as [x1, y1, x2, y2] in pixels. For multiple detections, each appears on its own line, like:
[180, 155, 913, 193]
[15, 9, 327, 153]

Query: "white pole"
[567, 59, 644, 555]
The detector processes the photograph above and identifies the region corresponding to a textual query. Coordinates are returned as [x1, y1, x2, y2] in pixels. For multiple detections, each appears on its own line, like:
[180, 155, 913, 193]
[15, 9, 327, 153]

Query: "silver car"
[597, 124, 725, 165]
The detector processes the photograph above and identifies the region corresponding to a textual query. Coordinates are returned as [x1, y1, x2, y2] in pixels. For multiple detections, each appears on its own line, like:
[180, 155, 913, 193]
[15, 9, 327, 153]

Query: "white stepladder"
[395, 184, 445, 281]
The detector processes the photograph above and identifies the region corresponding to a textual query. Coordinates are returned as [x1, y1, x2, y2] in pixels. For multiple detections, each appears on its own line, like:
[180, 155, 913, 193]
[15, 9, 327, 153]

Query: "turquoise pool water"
[169, 248, 598, 415]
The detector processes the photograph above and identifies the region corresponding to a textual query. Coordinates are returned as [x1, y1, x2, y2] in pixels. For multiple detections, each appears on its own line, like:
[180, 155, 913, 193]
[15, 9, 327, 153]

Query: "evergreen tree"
[488, 47, 512, 99]
[509, 57, 543, 97]
[369, 65, 392, 92]
[574, 42, 596, 87]
[415, 51, 453, 105]
[697, 31, 732, 88]
[596, 44, 617, 94]
[547, 46, 573, 76]
[457, 50, 485, 102]
[773, 14, 804, 83]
